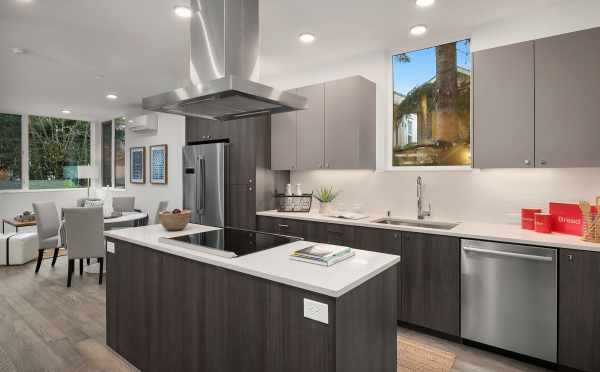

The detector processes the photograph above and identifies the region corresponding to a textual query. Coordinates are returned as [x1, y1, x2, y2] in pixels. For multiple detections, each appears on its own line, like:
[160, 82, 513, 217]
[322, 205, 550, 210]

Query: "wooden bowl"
[159, 210, 191, 231]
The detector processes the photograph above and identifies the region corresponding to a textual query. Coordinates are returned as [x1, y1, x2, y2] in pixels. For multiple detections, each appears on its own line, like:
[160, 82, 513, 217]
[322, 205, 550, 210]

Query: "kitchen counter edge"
[256, 210, 600, 253]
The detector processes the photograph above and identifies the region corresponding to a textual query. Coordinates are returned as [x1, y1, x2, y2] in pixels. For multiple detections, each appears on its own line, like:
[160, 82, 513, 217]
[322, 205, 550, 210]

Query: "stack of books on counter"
[290, 244, 355, 266]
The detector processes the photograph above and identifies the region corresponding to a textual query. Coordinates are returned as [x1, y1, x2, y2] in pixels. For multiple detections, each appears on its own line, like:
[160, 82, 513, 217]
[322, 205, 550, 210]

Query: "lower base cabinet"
[257, 215, 600, 369]
[559, 249, 600, 372]
[399, 232, 461, 337]
[106, 240, 397, 372]
[256, 216, 460, 337]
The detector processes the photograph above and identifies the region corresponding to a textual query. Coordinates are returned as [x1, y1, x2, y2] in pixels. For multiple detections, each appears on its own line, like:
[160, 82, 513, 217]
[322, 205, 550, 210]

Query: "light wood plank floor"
[1, 256, 551, 372]
[0, 256, 136, 372]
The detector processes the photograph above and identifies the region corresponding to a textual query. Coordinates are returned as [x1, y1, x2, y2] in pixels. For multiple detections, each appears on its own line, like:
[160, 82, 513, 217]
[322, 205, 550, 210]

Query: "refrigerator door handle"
[196, 156, 206, 215]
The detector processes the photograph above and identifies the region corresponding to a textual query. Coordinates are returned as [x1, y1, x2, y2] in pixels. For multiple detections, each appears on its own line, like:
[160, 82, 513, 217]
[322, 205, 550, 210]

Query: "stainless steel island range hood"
[142, 0, 307, 121]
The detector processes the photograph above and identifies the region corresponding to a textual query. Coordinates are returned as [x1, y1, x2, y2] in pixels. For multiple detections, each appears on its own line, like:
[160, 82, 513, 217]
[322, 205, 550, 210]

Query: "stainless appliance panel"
[183, 142, 227, 227]
[141, 0, 307, 120]
[461, 239, 557, 362]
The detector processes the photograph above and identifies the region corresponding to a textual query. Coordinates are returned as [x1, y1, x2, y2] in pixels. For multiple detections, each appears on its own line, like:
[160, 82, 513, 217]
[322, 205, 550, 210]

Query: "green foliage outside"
[28, 115, 90, 189]
[0, 113, 22, 190]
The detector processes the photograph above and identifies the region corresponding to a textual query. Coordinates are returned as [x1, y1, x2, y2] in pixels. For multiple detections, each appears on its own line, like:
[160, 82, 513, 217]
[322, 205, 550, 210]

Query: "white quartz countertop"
[256, 210, 600, 252]
[104, 224, 400, 298]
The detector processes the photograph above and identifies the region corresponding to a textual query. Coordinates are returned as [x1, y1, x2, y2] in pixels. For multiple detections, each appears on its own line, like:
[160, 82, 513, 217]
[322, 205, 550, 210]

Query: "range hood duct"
[142, 0, 307, 121]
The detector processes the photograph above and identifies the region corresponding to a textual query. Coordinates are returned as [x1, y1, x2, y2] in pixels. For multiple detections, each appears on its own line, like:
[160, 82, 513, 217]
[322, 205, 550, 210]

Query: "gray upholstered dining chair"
[112, 196, 135, 213]
[154, 200, 169, 224]
[63, 207, 105, 287]
[32, 202, 62, 273]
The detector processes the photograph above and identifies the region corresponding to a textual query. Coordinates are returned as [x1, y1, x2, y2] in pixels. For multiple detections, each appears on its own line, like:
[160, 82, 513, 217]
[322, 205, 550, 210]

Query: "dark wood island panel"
[106, 239, 397, 372]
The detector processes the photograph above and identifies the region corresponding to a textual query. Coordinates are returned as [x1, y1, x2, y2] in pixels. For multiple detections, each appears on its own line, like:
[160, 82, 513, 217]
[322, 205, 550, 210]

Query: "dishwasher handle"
[463, 246, 554, 262]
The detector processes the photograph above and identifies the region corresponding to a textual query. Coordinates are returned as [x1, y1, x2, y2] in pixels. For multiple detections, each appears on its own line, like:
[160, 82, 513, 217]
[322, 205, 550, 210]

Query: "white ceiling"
[0, 0, 562, 121]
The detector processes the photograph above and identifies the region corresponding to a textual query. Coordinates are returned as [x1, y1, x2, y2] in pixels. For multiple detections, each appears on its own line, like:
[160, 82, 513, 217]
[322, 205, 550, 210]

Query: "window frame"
[387, 40, 474, 172]
[101, 118, 126, 190]
[0, 111, 94, 193]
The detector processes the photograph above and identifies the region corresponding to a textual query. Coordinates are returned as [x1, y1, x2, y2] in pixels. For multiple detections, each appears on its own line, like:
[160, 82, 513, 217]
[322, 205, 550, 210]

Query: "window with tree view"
[392, 39, 471, 166]
[114, 118, 126, 188]
[0, 113, 22, 190]
[29, 115, 91, 189]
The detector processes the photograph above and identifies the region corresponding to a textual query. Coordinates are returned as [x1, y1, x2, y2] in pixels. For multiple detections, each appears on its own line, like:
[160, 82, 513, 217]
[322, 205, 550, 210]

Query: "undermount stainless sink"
[371, 218, 459, 230]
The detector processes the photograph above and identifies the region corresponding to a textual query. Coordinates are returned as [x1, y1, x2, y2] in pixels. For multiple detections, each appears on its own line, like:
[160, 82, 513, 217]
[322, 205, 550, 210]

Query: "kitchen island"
[104, 224, 399, 372]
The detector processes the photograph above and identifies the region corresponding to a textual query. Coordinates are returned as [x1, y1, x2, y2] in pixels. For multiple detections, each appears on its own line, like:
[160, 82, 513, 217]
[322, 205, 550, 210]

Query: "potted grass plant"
[313, 187, 340, 216]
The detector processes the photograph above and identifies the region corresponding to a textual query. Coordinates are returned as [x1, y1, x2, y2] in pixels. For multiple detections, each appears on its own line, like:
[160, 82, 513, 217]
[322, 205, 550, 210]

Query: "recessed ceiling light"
[128, 120, 134, 124]
[409, 24, 428, 36]
[61, 109, 71, 114]
[106, 93, 118, 100]
[11, 47, 26, 55]
[416, 0, 435, 7]
[298, 33, 316, 44]
[173, 5, 192, 18]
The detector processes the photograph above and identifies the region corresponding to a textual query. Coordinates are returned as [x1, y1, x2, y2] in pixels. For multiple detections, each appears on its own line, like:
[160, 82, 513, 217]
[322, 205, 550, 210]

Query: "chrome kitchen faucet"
[417, 176, 431, 220]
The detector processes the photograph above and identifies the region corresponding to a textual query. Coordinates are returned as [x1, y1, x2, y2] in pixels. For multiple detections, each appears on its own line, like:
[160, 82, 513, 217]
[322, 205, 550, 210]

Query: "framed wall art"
[150, 144, 168, 184]
[130, 146, 146, 184]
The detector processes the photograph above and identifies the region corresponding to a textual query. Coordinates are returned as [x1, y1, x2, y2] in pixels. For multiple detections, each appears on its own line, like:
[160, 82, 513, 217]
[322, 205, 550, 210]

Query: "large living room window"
[28, 115, 91, 189]
[102, 118, 126, 189]
[0, 113, 22, 190]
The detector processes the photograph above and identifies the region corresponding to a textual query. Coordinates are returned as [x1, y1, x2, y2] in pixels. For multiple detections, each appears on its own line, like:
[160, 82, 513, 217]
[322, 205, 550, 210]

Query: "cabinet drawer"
[256, 216, 305, 238]
[325, 224, 356, 247]
[273, 218, 305, 238]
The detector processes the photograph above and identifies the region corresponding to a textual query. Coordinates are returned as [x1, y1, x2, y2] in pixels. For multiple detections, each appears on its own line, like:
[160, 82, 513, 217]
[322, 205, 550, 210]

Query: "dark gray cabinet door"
[559, 249, 600, 372]
[535, 27, 600, 168]
[473, 41, 535, 168]
[229, 184, 256, 229]
[228, 117, 257, 185]
[186, 117, 213, 142]
[400, 232, 460, 336]
[297, 84, 325, 170]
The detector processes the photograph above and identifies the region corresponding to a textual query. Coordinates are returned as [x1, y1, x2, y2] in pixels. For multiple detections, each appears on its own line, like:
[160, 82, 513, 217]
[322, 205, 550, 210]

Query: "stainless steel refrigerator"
[183, 142, 227, 227]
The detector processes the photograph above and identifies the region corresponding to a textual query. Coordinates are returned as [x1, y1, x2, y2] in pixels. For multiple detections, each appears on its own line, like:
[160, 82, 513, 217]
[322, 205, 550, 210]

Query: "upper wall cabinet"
[473, 41, 535, 168]
[297, 84, 325, 170]
[270, 76, 376, 170]
[325, 76, 376, 169]
[271, 89, 298, 171]
[473, 27, 600, 168]
[534, 27, 600, 168]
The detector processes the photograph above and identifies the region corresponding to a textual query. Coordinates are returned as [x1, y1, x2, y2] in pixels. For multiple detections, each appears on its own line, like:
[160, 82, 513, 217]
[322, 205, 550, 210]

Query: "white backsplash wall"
[95, 113, 185, 222]
[292, 169, 600, 223]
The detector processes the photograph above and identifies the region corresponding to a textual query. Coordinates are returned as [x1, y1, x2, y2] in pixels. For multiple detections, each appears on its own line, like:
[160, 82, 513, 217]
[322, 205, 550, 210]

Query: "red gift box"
[549, 202, 598, 236]
[534, 213, 553, 234]
[521, 208, 542, 230]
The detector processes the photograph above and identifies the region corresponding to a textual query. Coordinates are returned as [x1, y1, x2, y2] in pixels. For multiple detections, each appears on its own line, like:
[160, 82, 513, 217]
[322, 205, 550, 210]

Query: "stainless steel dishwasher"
[461, 239, 557, 363]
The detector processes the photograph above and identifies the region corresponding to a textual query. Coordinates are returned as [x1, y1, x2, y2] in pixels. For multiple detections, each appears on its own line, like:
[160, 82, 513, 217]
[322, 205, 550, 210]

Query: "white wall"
[292, 169, 600, 223]
[264, 1, 600, 224]
[470, 0, 600, 52]
[0, 189, 88, 233]
[95, 113, 185, 223]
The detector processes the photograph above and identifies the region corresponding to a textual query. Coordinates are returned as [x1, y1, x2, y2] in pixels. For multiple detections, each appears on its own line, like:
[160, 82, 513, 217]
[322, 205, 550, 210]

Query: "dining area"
[1, 196, 168, 287]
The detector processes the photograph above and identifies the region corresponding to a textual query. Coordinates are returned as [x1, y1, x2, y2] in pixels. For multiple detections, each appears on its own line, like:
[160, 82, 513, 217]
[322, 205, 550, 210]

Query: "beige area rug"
[398, 337, 456, 372]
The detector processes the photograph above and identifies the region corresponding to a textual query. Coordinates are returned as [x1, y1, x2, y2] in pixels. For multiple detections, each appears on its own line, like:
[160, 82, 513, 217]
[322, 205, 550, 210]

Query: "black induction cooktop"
[163, 227, 301, 258]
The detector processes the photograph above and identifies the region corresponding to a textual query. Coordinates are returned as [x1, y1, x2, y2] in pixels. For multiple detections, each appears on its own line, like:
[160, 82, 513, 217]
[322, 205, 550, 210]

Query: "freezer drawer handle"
[463, 246, 553, 262]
